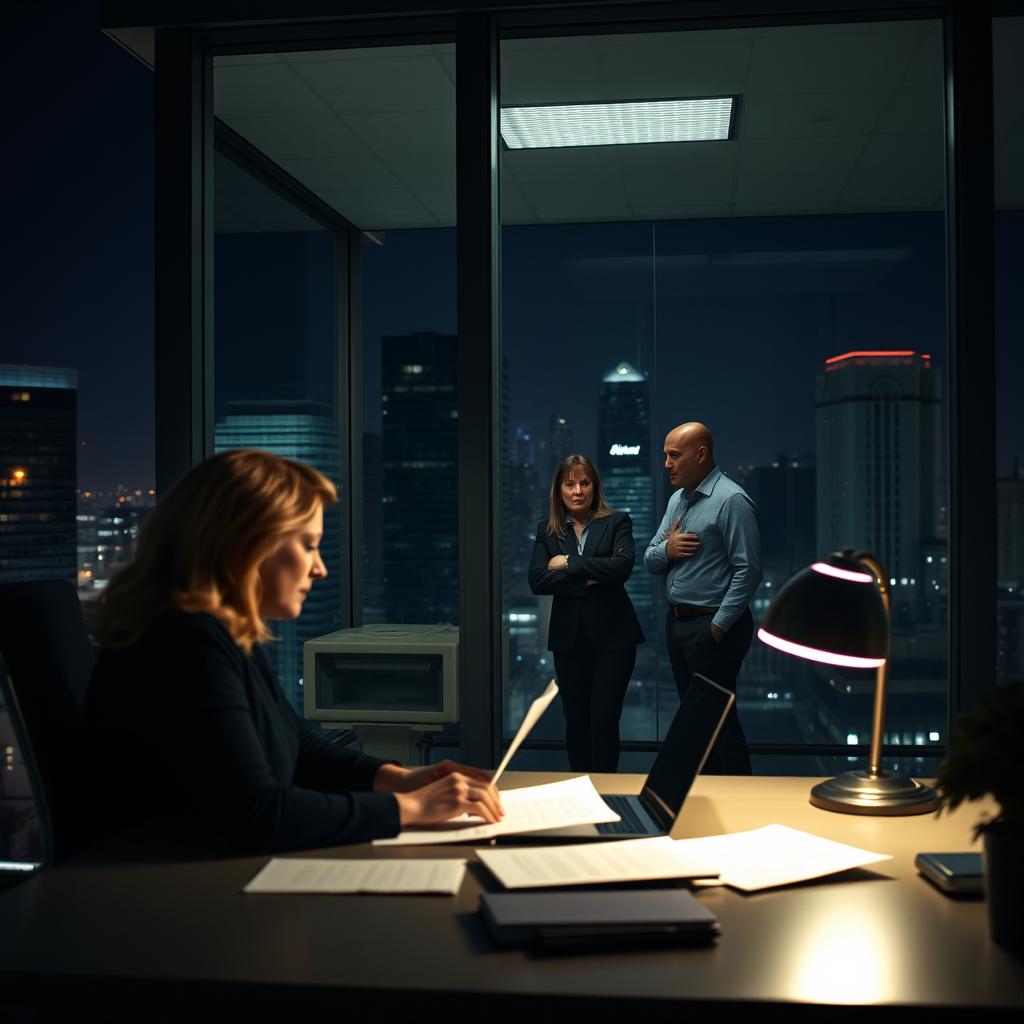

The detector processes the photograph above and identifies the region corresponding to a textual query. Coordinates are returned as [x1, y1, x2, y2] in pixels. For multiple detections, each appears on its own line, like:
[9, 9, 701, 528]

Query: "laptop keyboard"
[596, 795, 650, 835]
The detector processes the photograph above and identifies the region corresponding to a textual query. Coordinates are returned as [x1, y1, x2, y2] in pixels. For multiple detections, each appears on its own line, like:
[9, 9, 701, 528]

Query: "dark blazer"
[86, 608, 400, 855]
[528, 510, 645, 653]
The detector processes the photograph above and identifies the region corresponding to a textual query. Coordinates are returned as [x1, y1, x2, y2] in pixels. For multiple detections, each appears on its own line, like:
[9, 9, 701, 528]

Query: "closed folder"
[479, 889, 720, 948]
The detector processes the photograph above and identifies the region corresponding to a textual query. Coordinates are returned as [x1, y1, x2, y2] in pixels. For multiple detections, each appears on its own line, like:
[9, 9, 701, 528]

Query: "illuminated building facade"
[0, 365, 78, 584]
[214, 400, 343, 715]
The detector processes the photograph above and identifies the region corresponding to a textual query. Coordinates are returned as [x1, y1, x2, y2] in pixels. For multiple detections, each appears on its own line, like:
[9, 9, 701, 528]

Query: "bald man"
[644, 423, 762, 774]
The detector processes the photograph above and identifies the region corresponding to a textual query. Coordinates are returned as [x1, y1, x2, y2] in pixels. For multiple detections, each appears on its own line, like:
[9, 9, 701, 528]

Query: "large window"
[499, 20, 949, 772]
[212, 42, 458, 741]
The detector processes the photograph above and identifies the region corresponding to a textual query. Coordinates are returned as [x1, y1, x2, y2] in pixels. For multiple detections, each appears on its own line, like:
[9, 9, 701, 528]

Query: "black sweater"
[86, 608, 400, 854]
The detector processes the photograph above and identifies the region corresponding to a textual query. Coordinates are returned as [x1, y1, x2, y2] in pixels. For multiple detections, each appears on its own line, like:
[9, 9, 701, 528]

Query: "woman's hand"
[547, 554, 569, 571]
[393, 772, 505, 826]
[374, 759, 492, 794]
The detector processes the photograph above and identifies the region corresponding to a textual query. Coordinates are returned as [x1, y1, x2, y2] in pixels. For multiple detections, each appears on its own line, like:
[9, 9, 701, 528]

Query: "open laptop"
[509, 672, 734, 841]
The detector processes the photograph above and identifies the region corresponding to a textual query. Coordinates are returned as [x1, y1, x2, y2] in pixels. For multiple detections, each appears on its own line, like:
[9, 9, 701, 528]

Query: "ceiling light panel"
[501, 97, 735, 150]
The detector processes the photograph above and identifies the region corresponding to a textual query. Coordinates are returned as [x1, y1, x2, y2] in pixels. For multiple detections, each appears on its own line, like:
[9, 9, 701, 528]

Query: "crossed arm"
[528, 514, 637, 594]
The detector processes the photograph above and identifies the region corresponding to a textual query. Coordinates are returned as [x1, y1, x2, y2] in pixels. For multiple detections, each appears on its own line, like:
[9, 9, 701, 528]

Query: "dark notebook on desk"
[480, 889, 720, 948]
[514, 672, 734, 841]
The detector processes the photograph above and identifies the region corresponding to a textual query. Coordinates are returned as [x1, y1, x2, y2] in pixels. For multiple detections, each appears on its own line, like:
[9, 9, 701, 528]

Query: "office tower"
[815, 351, 945, 754]
[380, 332, 458, 625]
[503, 425, 544, 721]
[0, 365, 78, 583]
[597, 362, 657, 706]
[547, 414, 574, 483]
[816, 351, 942, 628]
[214, 400, 343, 715]
[996, 468, 1024, 681]
[738, 455, 819, 746]
[746, 455, 817, 581]
[361, 431, 385, 623]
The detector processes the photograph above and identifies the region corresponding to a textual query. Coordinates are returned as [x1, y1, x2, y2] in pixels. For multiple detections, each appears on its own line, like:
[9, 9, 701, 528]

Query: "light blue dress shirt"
[644, 466, 762, 632]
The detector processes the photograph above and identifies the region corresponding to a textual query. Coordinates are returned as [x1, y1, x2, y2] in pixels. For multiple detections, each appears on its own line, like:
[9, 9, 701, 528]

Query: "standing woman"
[87, 449, 501, 855]
[528, 454, 645, 772]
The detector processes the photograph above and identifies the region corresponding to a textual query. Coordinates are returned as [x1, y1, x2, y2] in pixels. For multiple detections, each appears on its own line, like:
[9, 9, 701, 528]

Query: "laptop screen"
[642, 673, 735, 824]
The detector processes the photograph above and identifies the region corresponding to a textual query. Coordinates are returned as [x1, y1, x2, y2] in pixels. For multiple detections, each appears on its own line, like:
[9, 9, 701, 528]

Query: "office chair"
[0, 580, 100, 864]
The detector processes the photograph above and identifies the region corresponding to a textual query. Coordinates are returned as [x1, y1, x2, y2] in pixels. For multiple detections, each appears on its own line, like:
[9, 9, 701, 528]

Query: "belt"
[670, 603, 719, 618]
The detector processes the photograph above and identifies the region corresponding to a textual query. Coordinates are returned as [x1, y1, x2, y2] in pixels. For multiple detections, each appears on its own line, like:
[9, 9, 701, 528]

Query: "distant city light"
[11, 468, 27, 483]
[929, 731, 940, 742]
[501, 96, 735, 150]
[847, 734, 858, 745]
[608, 444, 640, 456]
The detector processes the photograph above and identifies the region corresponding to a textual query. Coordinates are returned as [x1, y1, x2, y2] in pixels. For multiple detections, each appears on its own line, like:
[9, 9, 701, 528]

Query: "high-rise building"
[0, 365, 78, 583]
[816, 350, 942, 628]
[381, 332, 458, 625]
[814, 350, 945, 754]
[547, 414, 574, 484]
[996, 468, 1024, 682]
[361, 431, 385, 623]
[597, 362, 657, 703]
[214, 400, 343, 715]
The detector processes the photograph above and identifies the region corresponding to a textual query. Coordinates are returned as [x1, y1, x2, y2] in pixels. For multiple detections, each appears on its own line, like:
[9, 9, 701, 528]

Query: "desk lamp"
[757, 550, 937, 815]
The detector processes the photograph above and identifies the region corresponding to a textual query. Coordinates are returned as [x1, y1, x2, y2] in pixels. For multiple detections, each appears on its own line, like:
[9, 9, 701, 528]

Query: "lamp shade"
[758, 553, 889, 668]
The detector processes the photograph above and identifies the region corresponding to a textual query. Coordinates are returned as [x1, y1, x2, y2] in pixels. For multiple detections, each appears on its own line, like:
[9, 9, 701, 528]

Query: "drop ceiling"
[212, 18, 1023, 232]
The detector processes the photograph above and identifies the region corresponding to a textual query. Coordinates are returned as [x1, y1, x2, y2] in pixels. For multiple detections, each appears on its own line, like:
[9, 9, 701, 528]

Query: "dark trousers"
[553, 626, 636, 773]
[665, 607, 753, 775]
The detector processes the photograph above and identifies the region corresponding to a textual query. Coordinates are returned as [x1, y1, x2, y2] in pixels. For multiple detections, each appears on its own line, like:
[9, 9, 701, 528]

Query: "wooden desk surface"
[1, 773, 1021, 1014]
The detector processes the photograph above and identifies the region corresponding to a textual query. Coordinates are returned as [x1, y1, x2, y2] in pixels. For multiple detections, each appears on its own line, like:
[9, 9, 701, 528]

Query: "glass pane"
[995, 16, 1024, 686]
[500, 21, 948, 771]
[210, 131, 346, 720]
[213, 44, 458, 753]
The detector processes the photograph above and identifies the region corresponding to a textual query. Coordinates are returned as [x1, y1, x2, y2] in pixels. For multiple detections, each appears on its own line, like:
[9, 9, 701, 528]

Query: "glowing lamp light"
[759, 550, 937, 815]
[811, 561, 874, 584]
[758, 629, 885, 669]
[12, 468, 27, 483]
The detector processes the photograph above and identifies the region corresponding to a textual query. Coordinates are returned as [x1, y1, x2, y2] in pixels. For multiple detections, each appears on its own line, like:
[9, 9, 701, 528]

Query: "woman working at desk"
[528, 454, 644, 773]
[87, 449, 501, 854]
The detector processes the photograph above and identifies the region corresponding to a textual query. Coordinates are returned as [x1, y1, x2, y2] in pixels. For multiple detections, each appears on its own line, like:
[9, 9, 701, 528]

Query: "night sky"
[5, 5, 1023, 492]
[7, 4, 154, 491]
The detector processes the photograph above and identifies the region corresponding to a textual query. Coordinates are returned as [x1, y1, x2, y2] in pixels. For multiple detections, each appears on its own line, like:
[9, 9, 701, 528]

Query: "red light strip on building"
[825, 350, 917, 365]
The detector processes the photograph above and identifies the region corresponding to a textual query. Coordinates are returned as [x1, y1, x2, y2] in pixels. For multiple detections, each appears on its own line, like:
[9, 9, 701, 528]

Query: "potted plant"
[935, 681, 1024, 946]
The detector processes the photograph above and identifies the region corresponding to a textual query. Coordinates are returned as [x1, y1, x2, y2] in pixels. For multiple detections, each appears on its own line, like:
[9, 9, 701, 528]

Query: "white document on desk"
[374, 775, 619, 846]
[243, 858, 467, 895]
[476, 836, 719, 889]
[683, 824, 892, 892]
[491, 679, 558, 784]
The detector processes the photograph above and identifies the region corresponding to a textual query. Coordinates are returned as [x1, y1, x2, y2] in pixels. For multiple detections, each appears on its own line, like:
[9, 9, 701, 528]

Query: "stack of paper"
[477, 836, 717, 888]
[475, 825, 891, 892]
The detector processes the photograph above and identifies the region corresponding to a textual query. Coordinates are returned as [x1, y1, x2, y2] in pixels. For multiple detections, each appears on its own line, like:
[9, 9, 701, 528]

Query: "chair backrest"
[0, 647, 50, 871]
[0, 581, 99, 864]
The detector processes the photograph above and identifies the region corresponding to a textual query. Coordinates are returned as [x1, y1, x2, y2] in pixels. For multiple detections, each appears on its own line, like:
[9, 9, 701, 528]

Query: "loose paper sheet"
[476, 836, 719, 889]
[243, 858, 467, 895]
[374, 775, 619, 846]
[492, 679, 558, 784]
[682, 824, 891, 892]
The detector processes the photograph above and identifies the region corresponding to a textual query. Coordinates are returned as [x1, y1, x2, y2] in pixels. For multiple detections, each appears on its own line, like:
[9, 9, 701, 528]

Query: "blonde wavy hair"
[93, 449, 337, 653]
[547, 453, 614, 538]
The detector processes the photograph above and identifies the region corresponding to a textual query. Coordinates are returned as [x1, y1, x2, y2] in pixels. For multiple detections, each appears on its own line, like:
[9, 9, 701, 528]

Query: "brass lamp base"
[810, 770, 938, 816]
